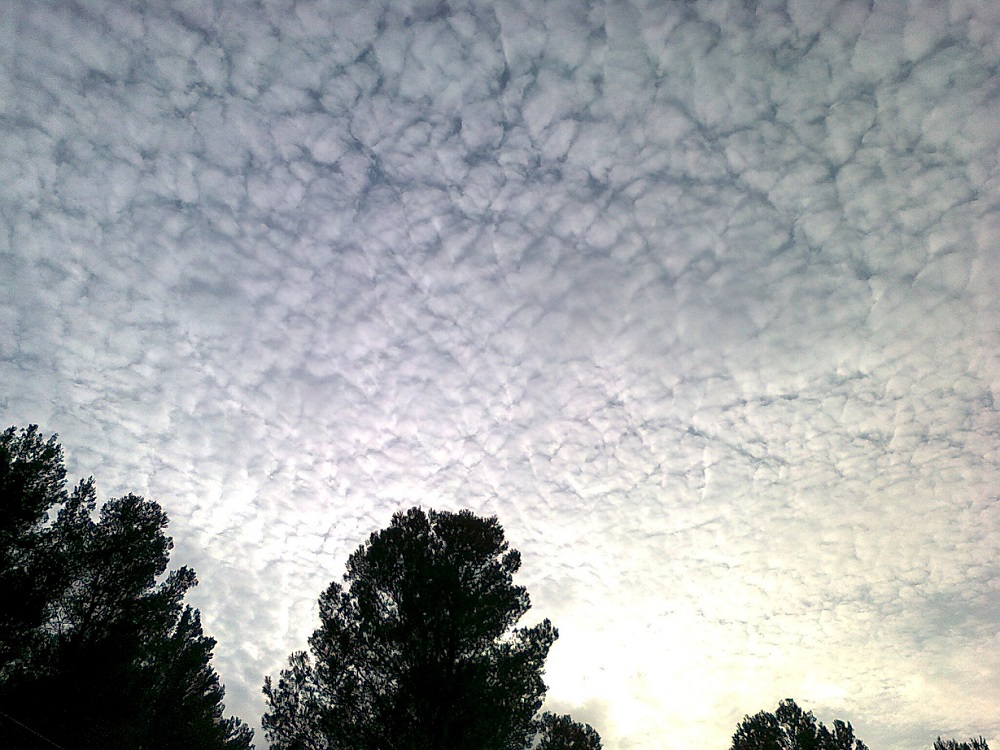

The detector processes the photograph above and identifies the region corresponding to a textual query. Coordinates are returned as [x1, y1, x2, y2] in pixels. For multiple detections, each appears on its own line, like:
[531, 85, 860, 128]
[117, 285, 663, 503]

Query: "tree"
[532, 712, 603, 750]
[0, 425, 253, 750]
[0, 425, 68, 678]
[935, 738, 990, 750]
[731, 699, 868, 750]
[263, 507, 600, 750]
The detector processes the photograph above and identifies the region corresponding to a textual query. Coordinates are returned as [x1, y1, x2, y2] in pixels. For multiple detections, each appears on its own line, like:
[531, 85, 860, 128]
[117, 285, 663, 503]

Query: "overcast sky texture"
[2, 0, 999, 748]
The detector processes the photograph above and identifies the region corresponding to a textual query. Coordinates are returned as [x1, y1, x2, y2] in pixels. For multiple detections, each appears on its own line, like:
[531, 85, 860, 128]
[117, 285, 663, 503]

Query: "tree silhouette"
[935, 738, 990, 750]
[532, 712, 603, 750]
[0, 425, 67, 679]
[731, 699, 868, 750]
[263, 507, 600, 750]
[0, 425, 253, 750]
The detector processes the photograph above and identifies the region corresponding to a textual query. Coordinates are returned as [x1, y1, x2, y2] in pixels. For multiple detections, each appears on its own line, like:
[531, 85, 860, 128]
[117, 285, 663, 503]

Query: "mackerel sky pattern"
[2, 1, 999, 748]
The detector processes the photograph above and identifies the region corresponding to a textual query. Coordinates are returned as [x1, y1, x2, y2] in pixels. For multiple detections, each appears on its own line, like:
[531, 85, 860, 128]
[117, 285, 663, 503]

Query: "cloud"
[2, 1, 998, 748]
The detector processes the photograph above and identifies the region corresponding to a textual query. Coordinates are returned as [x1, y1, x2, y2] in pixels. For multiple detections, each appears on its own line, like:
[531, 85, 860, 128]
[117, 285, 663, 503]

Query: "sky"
[1, 0, 998, 748]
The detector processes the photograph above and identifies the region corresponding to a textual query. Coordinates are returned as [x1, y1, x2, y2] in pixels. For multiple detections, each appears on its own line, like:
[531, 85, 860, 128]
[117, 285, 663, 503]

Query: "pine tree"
[0, 425, 253, 750]
[731, 699, 867, 750]
[263, 507, 598, 750]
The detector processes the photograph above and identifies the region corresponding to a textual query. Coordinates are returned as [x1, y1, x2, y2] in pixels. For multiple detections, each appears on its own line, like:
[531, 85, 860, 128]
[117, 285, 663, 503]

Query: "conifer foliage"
[0, 425, 252, 750]
[935, 738, 990, 750]
[532, 711, 603, 750]
[731, 699, 868, 750]
[263, 507, 601, 750]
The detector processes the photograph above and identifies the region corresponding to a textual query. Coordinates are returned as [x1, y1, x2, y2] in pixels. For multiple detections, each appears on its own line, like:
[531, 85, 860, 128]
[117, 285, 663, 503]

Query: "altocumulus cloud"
[1, 1, 999, 748]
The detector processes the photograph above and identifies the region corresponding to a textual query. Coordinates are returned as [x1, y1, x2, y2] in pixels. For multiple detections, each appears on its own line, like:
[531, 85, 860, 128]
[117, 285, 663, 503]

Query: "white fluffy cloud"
[2, 1, 998, 748]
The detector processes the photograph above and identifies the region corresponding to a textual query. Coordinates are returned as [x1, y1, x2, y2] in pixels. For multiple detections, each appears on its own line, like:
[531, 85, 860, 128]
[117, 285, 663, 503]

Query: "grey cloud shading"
[2, 1, 999, 748]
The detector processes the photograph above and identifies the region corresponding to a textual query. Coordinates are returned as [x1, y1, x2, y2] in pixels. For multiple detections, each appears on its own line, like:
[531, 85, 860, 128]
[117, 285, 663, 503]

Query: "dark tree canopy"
[263, 507, 600, 750]
[532, 712, 603, 750]
[0, 425, 253, 750]
[936, 738, 990, 750]
[731, 699, 868, 750]
[0, 425, 68, 678]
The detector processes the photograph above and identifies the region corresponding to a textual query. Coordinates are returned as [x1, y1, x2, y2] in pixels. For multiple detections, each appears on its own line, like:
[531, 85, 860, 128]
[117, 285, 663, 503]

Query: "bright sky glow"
[1, 1, 998, 749]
